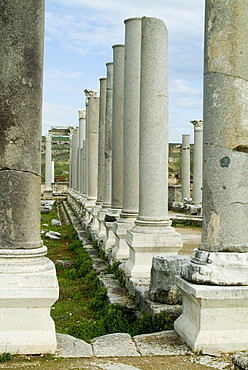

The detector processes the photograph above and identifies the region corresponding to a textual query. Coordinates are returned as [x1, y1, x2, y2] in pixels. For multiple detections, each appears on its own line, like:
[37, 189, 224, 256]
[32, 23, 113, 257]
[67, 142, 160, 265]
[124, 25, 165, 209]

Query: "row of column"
[69, 17, 183, 278]
[69, 2, 248, 355]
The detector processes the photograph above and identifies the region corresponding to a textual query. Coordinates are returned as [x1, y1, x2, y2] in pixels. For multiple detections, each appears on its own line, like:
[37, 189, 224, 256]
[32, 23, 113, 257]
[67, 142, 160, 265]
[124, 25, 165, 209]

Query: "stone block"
[149, 255, 190, 304]
[175, 276, 248, 354]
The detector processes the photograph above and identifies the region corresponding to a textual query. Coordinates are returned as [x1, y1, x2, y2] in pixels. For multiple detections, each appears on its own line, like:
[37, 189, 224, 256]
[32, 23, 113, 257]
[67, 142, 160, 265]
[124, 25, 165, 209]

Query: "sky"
[43, 0, 205, 142]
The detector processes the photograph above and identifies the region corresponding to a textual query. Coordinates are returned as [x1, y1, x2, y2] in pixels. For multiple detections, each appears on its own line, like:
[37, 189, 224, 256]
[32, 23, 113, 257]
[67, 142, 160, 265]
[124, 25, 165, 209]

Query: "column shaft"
[181, 134, 191, 200]
[124, 17, 182, 277]
[0, 0, 58, 353]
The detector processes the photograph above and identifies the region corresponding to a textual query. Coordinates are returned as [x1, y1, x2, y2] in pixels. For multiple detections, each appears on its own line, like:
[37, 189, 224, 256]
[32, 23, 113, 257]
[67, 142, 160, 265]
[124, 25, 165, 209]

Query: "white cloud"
[42, 103, 79, 135]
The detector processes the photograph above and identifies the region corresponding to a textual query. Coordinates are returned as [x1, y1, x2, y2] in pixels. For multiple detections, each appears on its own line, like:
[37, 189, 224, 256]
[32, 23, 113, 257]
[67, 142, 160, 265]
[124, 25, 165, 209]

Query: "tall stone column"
[98, 63, 113, 240]
[84, 96, 99, 223]
[104, 45, 125, 251]
[93, 78, 106, 237]
[191, 119, 203, 205]
[78, 109, 86, 195]
[0, 0, 58, 353]
[44, 134, 53, 197]
[124, 17, 183, 278]
[175, 0, 248, 354]
[74, 127, 79, 192]
[51, 160, 55, 184]
[112, 18, 141, 260]
[181, 134, 191, 201]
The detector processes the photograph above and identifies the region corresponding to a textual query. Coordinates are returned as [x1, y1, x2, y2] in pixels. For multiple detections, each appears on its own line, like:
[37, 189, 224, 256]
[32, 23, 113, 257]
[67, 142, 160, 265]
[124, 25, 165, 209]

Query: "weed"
[97, 249, 106, 260]
[0, 353, 12, 362]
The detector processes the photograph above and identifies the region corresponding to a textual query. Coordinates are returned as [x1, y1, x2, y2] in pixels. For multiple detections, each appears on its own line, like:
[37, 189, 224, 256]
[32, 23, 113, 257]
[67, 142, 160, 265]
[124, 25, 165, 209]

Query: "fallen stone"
[133, 330, 191, 356]
[149, 255, 190, 304]
[55, 333, 93, 358]
[92, 333, 140, 357]
[45, 231, 61, 239]
[51, 219, 61, 226]
[232, 352, 248, 369]
[55, 260, 75, 269]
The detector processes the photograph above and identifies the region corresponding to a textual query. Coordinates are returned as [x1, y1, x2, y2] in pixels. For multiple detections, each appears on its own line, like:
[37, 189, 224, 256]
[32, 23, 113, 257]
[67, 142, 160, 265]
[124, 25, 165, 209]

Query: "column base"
[0, 249, 59, 354]
[175, 276, 248, 355]
[89, 204, 102, 234]
[112, 217, 136, 260]
[182, 249, 248, 285]
[97, 206, 110, 239]
[124, 221, 183, 278]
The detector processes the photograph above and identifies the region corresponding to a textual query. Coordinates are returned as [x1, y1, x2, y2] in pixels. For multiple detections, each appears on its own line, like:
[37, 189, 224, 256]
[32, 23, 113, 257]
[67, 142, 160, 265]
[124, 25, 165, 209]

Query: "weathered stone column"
[112, 18, 141, 260]
[78, 109, 86, 195]
[124, 17, 183, 278]
[84, 95, 99, 223]
[44, 134, 53, 197]
[175, 0, 248, 354]
[98, 63, 113, 240]
[190, 119, 203, 205]
[93, 78, 106, 237]
[104, 45, 125, 250]
[0, 0, 58, 353]
[181, 134, 191, 201]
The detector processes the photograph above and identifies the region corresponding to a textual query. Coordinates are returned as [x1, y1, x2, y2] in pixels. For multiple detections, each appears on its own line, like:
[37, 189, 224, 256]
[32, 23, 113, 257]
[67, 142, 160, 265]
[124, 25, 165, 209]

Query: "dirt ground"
[0, 354, 235, 370]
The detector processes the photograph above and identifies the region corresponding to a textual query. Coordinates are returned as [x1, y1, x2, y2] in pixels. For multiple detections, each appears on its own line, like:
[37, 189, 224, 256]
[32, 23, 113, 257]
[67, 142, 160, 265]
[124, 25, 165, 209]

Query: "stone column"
[44, 134, 53, 197]
[51, 160, 55, 184]
[191, 119, 203, 205]
[93, 78, 106, 237]
[74, 127, 79, 192]
[112, 18, 141, 260]
[175, 0, 248, 354]
[84, 96, 99, 223]
[78, 109, 86, 195]
[0, 0, 58, 353]
[124, 17, 183, 278]
[181, 134, 191, 201]
[98, 63, 113, 240]
[103, 45, 125, 251]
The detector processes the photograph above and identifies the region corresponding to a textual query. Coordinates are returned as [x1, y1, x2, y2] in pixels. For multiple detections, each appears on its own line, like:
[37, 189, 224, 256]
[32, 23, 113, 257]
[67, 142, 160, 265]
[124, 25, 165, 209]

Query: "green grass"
[42, 205, 174, 343]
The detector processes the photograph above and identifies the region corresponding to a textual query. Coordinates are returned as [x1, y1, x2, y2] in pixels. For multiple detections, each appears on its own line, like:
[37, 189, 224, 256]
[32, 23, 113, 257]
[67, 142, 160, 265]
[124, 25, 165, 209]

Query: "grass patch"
[42, 204, 174, 343]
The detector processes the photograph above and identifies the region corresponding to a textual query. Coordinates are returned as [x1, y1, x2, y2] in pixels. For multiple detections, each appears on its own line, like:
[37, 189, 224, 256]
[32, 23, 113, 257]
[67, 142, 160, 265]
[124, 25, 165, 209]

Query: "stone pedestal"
[191, 120, 203, 206]
[0, 0, 58, 354]
[181, 134, 191, 201]
[113, 18, 141, 261]
[175, 277, 248, 354]
[175, 0, 248, 354]
[124, 17, 183, 278]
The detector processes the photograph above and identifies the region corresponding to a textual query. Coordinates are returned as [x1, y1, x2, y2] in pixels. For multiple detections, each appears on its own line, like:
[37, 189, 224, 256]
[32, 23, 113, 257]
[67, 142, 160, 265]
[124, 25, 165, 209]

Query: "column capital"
[190, 119, 203, 131]
[78, 108, 86, 119]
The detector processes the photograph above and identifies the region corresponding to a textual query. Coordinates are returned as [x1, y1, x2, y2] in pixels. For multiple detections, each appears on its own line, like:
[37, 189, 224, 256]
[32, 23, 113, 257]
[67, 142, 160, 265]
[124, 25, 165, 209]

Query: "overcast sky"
[43, 0, 205, 142]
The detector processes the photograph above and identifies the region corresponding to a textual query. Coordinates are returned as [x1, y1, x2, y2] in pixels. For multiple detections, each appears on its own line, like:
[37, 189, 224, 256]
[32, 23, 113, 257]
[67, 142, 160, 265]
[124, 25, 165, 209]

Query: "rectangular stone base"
[124, 227, 183, 278]
[174, 276, 248, 355]
[0, 265, 58, 354]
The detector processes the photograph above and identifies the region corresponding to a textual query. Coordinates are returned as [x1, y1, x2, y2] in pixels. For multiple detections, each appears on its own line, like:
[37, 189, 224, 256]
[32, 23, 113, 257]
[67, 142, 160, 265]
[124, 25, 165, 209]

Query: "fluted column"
[124, 17, 182, 278]
[0, 0, 58, 353]
[181, 134, 191, 201]
[175, 0, 248, 354]
[112, 18, 141, 260]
